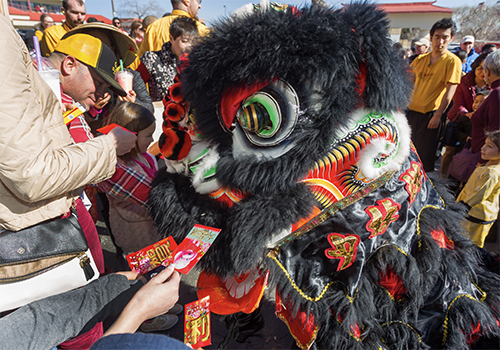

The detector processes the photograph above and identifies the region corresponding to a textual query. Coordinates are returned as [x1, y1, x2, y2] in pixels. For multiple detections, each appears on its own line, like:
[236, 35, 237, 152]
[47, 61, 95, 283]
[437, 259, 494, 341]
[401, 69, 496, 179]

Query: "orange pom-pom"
[168, 82, 183, 103]
[163, 102, 186, 122]
[147, 141, 161, 157]
[162, 101, 172, 120]
[158, 128, 192, 161]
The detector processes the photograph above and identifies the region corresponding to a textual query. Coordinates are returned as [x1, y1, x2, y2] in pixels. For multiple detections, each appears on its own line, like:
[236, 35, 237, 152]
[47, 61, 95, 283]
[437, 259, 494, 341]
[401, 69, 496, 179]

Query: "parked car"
[447, 42, 460, 51]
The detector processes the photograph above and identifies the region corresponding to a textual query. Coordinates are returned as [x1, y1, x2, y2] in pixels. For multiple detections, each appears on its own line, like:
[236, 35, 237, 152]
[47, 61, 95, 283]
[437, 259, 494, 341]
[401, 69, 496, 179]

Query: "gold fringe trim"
[442, 294, 478, 345]
[381, 320, 423, 343]
[268, 252, 337, 302]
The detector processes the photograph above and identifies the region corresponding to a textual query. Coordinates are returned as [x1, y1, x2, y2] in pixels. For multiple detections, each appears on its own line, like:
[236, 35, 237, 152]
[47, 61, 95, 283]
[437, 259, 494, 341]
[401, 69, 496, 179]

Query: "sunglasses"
[114, 21, 121, 25]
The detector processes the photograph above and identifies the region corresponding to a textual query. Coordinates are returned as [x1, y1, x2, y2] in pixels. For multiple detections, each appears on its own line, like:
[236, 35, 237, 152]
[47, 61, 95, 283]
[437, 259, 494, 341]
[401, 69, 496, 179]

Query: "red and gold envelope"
[184, 296, 211, 348]
[126, 225, 221, 276]
[171, 224, 221, 275]
[125, 236, 177, 275]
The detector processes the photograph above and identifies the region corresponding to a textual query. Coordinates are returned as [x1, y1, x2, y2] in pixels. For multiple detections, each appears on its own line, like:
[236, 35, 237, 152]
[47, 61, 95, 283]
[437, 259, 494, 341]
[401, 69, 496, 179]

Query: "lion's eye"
[237, 97, 278, 137]
[235, 79, 299, 147]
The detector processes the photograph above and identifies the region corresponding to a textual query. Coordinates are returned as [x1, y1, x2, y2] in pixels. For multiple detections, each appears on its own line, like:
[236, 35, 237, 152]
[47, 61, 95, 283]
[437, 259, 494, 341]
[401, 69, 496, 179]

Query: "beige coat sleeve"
[0, 14, 116, 203]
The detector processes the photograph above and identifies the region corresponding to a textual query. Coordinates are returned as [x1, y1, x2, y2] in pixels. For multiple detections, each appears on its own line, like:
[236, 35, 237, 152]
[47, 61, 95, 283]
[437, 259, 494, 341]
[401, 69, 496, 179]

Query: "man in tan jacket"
[0, 14, 136, 231]
[0, 13, 136, 348]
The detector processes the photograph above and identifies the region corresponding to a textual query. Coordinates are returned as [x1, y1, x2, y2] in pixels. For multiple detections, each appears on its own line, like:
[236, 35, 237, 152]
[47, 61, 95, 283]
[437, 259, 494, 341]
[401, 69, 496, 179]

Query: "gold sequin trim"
[268, 252, 336, 302]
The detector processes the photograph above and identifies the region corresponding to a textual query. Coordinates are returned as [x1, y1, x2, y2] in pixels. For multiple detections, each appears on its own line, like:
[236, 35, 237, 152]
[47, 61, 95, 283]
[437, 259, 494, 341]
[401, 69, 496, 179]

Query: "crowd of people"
[0, 0, 499, 349]
[388, 19, 500, 252]
[405, 19, 499, 250]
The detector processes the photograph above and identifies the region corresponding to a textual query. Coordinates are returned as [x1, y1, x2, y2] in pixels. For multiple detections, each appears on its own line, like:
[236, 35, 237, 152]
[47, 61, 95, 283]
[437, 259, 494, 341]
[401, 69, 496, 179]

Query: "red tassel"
[379, 267, 408, 301]
[177, 53, 190, 73]
[431, 228, 454, 250]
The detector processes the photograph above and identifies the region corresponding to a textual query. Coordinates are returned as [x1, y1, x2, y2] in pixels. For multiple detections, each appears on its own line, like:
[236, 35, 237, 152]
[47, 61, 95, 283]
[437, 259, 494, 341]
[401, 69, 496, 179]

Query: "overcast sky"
[86, 0, 486, 25]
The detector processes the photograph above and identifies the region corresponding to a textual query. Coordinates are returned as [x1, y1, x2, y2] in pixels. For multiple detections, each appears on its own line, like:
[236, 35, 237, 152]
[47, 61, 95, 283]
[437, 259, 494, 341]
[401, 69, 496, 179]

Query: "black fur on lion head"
[180, 2, 413, 195]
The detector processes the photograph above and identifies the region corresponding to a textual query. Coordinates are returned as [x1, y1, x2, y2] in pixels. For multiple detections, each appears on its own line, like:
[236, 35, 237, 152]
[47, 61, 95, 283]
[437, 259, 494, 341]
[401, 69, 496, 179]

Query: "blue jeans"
[91, 333, 190, 349]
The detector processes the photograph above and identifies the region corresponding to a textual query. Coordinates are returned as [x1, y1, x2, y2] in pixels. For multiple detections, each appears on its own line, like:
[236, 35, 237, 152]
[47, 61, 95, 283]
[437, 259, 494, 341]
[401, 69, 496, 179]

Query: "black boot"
[235, 305, 265, 343]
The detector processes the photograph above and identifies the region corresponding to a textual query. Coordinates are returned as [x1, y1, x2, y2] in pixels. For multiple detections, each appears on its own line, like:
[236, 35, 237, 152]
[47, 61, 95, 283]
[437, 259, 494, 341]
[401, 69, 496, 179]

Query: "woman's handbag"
[448, 146, 481, 183]
[0, 208, 99, 312]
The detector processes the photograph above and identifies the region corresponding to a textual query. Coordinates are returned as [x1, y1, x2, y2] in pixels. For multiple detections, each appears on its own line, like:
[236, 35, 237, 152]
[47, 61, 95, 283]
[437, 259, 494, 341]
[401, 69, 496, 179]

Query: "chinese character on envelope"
[126, 236, 177, 275]
[184, 296, 211, 348]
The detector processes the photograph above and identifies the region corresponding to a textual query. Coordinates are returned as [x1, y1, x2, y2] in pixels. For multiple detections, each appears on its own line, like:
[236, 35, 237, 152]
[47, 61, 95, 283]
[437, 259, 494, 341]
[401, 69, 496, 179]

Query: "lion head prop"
[149, 2, 500, 349]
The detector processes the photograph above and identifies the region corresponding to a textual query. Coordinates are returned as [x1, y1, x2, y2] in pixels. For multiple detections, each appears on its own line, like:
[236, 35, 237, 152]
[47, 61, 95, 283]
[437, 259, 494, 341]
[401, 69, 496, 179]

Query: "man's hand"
[108, 127, 137, 156]
[118, 90, 137, 103]
[427, 113, 441, 129]
[131, 266, 181, 321]
[429, 83, 457, 129]
[62, 103, 74, 112]
[103, 265, 181, 336]
[94, 93, 111, 110]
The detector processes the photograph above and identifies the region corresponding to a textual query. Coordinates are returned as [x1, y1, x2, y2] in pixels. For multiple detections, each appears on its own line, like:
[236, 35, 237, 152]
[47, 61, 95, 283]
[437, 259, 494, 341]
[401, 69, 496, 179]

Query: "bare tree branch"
[117, 0, 165, 20]
[453, 3, 500, 42]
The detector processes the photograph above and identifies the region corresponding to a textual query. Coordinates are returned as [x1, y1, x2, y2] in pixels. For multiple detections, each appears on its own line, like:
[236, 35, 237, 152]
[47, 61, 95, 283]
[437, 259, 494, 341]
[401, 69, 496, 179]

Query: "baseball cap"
[414, 37, 430, 47]
[54, 33, 127, 97]
[461, 35, 474, 44]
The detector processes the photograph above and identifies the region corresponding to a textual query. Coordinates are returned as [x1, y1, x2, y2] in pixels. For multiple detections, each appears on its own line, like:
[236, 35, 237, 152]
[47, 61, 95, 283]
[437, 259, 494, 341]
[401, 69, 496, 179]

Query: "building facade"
[8, 0, 110, 30]
[376, 1, 453, 48]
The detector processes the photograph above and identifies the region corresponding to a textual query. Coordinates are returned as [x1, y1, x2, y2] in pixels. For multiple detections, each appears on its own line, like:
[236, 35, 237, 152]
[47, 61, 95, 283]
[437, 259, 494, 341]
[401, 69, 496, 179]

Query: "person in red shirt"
[470, 50, 500, 162]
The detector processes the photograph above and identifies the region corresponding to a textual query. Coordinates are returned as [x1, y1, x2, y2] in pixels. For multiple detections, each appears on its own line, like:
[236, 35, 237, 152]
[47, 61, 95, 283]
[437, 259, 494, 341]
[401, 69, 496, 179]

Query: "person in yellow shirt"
[130, 0, 208, 69]
[457, 130, 500, 248]
[40, 0, 86, 56]
[407, 18, 462, 172]
[34, 14, 54, 42]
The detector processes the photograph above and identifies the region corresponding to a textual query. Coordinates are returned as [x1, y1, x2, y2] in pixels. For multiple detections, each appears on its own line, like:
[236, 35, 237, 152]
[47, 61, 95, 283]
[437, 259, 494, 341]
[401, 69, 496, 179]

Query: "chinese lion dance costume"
[148, 2, 500, 349]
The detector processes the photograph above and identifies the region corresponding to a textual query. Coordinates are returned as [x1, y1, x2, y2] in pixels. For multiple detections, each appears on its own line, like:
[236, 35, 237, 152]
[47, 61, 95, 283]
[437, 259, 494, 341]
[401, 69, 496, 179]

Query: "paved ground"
[98, 223, 295, 350]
